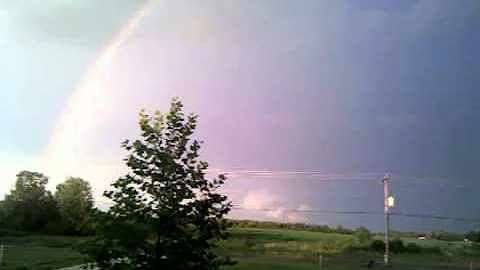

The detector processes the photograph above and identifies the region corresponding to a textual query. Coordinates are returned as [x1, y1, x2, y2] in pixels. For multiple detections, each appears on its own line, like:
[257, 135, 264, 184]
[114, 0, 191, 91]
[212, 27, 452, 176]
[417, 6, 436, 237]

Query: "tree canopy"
[353, 226, 371, 244]
[2, 171, 56, 231]
[0, 171, 94, 235]
[55, 177, 94, 235]
[82, 98, 234, 270]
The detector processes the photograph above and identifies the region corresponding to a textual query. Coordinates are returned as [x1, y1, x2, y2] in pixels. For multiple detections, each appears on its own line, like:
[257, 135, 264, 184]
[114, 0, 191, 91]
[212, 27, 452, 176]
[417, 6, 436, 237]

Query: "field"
[0, 235, 85, 270]
[1, 228, 479, 269]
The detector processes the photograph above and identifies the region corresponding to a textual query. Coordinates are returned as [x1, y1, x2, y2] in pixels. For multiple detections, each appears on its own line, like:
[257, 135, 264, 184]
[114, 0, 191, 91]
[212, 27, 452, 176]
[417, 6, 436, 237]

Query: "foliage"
[405, 243, 422, 254]
[0, 172, 94, 236]
[370, 239, 385, 252]
[430, 230, 463, 241]
[0, 171, 58, 232]
[369, 238, 406, 254]
[228, 220, 355, 235]
[81, 99, 234, 270]
[54, 177, 94, 235]
[389, 238, 405, 253]
[353, 227, 371, 244]
[465, 231, 480, 243]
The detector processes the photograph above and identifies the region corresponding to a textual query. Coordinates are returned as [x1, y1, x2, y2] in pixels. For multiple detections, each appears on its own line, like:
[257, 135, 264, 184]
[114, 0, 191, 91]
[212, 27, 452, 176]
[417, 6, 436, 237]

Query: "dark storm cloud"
[173, 0, 480, 231]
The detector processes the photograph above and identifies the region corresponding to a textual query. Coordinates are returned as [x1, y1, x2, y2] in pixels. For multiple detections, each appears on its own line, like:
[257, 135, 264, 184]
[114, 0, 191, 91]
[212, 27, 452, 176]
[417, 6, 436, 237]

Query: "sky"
[0, 0, 479, 233]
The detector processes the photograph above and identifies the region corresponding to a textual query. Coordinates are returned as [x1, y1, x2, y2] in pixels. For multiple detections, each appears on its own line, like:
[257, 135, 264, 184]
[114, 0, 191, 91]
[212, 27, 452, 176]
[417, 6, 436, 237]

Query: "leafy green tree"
[82, 99, 234, 270]
[353, 226, 371, 244]
[0, 196, 15, 228]
[54, 177, 94, 235]
[5, 171, 57, 231]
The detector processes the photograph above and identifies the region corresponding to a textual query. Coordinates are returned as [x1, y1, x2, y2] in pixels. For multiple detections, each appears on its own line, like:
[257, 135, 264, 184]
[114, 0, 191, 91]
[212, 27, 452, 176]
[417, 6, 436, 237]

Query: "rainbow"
[42, 0, 159, 164]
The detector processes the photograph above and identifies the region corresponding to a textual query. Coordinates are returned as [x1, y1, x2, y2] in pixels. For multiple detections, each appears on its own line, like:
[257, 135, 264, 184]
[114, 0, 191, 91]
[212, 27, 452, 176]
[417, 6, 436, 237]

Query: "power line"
[232, 207, 379, 216]
[207, 169, 465, 188]
[390, 213, 480, 223]
[95, 201, 480, 223]
[232, 207, 480, 223]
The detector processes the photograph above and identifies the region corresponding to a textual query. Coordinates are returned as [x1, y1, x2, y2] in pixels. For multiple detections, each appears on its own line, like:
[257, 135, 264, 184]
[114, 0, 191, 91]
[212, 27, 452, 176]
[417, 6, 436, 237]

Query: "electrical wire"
[232, 207, 480, 223]
[207, 169, 466, 188]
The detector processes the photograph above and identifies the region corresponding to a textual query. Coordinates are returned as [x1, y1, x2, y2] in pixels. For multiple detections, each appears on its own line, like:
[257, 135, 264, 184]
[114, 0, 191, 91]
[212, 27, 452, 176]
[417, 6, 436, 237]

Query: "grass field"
[1, 227, 479, 269]
[0, 235, 86, 270]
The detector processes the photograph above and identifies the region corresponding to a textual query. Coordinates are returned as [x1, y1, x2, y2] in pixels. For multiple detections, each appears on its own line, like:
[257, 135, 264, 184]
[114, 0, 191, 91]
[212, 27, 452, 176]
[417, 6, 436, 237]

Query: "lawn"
[222, 228, 480, 269]
[0, 228, 479, 269]
[2, 246, 84, 270]
[0, 235, 86, 270]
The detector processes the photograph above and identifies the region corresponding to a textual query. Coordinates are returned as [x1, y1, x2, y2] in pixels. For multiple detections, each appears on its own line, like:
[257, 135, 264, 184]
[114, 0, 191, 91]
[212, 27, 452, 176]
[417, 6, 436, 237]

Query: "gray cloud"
[1, 0, 145, 47]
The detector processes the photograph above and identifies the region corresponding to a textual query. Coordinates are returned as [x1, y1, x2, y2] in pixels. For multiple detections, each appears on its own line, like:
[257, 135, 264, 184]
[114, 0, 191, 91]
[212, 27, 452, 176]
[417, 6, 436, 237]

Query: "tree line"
[229, 219, 479, 243]
[229, 219, 355, 235]
[0, 171, 95, 236]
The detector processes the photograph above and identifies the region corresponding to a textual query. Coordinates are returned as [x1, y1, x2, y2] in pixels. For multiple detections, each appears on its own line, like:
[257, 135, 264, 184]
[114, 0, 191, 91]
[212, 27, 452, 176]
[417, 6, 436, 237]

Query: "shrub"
[423, 246, 442, 254]
[370, 239, 385, 252]
[370, 238, 405, 254]
[244, 238, 256, 248]
[389, 238, 405, 253]
[405, 243, 422, 254]
[354, 227, 371, 244]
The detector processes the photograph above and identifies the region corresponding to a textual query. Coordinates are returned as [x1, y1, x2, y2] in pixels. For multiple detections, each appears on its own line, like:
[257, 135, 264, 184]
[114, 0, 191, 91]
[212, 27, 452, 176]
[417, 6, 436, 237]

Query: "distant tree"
[4, 171, 57, 231]
[466, 231, 480, 243]
[82, 99, 235, 270]
[430, 230, 463, 242]
[334, 225, 353, 235]
[354, 227, 371, 244]
[54, 177, 94, 235]
[0, 196, 13, 228]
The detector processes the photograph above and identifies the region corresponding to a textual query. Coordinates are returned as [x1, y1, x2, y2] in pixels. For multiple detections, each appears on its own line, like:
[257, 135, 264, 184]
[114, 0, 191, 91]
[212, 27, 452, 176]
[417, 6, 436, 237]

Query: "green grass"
[230, 258, 325, 270]
[0, 235, 86, 270]
[0, 234, 87, 248]
[222, 228, 480, 269]
[229, 227, 354, 243]
[0, 228, 479, 269]
[3, 247, 83, 270]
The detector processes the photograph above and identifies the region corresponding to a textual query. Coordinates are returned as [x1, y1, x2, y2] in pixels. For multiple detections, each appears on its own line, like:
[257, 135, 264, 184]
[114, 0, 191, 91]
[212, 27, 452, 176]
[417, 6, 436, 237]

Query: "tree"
[466, 231, 480, 243]
[353, 227, 371, 244]
[82, 98, 234, 270]
[5, 171, 56, 231]
[54, 177, 94, 235]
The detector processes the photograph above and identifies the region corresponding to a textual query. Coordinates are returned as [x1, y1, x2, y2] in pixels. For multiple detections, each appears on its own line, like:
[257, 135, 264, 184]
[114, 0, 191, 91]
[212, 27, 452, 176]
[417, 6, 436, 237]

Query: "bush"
[337, 238, 356, 251]
[371, 239, 385, 252]
[389, 238, 405, 253]
[369, 239, 405, 253]
[354, 227, 371, 244]
[405, 243, 422, 254]
[423, 246, 442, 254]
[243, 238, 256, 248]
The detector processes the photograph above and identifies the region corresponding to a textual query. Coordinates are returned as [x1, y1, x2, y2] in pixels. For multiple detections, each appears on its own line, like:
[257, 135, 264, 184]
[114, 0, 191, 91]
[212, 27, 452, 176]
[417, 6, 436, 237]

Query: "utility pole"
[382, 174, 394, 267]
